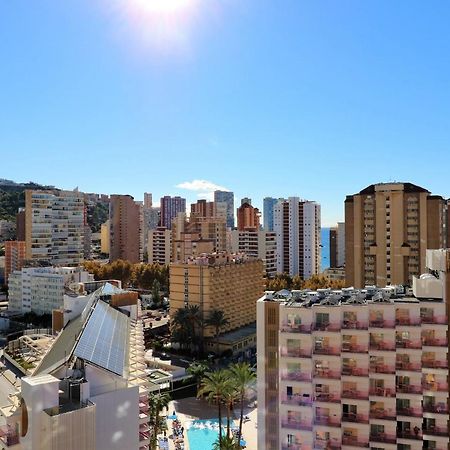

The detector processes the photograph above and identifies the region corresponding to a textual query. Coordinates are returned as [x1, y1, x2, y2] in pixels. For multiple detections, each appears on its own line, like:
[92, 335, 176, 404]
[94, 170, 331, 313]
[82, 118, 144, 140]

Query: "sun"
[133, 0, 193, 14]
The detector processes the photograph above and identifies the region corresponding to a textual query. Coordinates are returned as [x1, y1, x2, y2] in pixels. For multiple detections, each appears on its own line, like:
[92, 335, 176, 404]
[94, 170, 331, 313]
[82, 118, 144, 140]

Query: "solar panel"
[74, 300, 129, 376]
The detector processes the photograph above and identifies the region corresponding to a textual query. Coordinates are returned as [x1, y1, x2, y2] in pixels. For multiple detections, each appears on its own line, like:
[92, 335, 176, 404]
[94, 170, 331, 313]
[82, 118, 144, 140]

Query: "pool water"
[186, 419, 232, 450]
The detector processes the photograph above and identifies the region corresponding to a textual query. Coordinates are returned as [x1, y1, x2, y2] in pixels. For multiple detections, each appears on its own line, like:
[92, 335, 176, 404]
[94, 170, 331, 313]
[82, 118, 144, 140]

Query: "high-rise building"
[170, 253, 264, 341]
[330, 222, 345, 268]
[190, 199, 226, 220]
[16, 208, 26, 241]
[109, 195, 142, 263]
[144, 192, 153, 209]
[237, 202, 260, 231]
[274, 197, 321, 278]
[263, 197, 281, 232]
[214, 190, 234, 228]
[230, 230, 277, 277]
[257, 249, 450, 450]
[345, 183, 448, 288]
[25, 190, 85, 266]
[4, 240, 26, 282]
[241, 197, 252, 205]
[148, 226, 171, 265]
[100, 220, 110, 255]
[160, 196, 186, 229]
[0, 284, 150, 450]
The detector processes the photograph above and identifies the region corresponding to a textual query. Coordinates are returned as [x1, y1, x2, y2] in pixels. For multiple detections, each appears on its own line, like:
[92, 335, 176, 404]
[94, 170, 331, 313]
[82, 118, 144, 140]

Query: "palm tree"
[171, 307, 190, 350]
[223, 380, 239, 438]
[149, 392, 171, 450]
[198, 370, 231, 449]
[213, 435, 239, 450]
[205, 309, 229, 355]
[228, 363, 256, 447]
[187, 361, 209, 393]
[186, 304, 203, 354]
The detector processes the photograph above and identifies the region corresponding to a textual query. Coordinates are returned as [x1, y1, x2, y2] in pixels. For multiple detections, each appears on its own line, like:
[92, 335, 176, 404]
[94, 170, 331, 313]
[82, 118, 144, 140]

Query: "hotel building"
[257, 249, 450, 450]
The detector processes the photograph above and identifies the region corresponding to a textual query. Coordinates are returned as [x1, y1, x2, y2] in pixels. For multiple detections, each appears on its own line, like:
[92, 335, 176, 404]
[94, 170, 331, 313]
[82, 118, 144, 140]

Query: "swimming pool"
[186, 419, 234, 450]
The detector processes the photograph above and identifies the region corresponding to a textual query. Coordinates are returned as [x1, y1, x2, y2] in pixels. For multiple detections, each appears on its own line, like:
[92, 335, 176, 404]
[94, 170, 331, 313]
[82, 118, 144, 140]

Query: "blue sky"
[1, 0, 450, 226]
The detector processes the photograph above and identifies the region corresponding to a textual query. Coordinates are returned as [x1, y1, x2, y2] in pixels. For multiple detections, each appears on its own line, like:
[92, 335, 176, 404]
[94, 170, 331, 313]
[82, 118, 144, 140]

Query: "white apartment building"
[257, 249, 450, 450]
[274, 197, 321, 278]
[148, 227, 171, 265]
[230, 229, 277, 277]
[8, 267, 93, 315]
[25, 190, 85, 266]
[0, 284, 149, 450]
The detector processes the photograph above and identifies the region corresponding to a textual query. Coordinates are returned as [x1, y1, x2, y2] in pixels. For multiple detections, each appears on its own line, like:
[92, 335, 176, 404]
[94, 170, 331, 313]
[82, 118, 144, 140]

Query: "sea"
[321, 227, 330, 272]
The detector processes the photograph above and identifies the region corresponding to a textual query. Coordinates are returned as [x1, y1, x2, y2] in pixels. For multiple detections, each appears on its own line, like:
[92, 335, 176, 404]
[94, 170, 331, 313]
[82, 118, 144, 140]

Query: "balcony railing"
[422, 381, 449, 392]
[281, 372, 312, 382]
[281, 323, 312, 334]
[314, 393, 341, 403]
[315, 439, 341, 450]
[314, 416, 341, 427]
[313, 323, 341, 332]
[342, 343, 368, 353]
[342, 367, 369, 377]
[342, 413, 369, 424]
[369, 364, 395, 374]
[314, 346, 341, 356]
[369, 387, 395, 397]
[282, 445, 306, 450]
[396, 340, 422, 349]
[342, 436, 369, 447]
[0, 425, 20, 447]
[396, 361, 422, 371]
[396, 384, 422, 394]
[423, 403, 449, 414]
[421, 315, 447, 325]
[281, 395, 312, 407]
[281, 348, 312, 358]
[422, 337, 448, 347]
[342, 389, 369, 400]
[422, 360, 448, 369]
[397, 430, 422, 440]
[314, 369, 341, 379]
[281, 419, 313, 431]
[369, 409, 396, 420]
[369, 319, 395, 328]
[423, 426, 448, 437]
[396, 317, 421, 326]
[342, 320, 368, 330]
[369, 341, 395, 351]
[396, 406, 423, 417]
[369, 433, 396, 444]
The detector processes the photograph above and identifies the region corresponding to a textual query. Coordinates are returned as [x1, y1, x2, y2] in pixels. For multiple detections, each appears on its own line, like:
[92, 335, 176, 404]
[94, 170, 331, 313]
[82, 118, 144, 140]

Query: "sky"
[1, 0, 450, 226]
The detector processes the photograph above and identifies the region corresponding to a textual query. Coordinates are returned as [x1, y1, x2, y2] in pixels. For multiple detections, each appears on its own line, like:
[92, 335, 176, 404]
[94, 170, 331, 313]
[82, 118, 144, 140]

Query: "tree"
[186, 304, 203, 354]
[149, 392, 171, 450]
[187, 361, 209, 393]
[198, 370, 231, 449]
[213, 435, 239, 450]
[206, 310, 229, 355]
[151, 279, 161, 308]
[223, 380, 239, 439]
[228, 363, 256, 447]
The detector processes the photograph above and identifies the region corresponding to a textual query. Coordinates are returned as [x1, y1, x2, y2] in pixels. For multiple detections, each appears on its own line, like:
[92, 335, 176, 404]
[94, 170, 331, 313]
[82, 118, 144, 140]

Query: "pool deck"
[164, 397, 257, 450]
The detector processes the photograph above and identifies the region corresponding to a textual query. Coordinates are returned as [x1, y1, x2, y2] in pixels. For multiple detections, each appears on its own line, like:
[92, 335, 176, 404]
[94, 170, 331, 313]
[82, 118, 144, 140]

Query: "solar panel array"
[74, 300, 129, 376]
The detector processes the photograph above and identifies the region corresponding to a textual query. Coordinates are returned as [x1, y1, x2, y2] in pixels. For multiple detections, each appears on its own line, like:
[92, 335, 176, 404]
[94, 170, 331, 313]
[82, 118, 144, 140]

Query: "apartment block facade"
[257, 249, 450, 450]
[330, 222, 345, 269]
[4, 240, 25, 283]
[160, 196, 186, 230]
[345, 183, 447, 288]
[274, 197, 321, 279]
[237, 202, 261, 231]
[264, 197, 281, 232]
[148, 226, 171, 265]
[214, 191, 234, 228]
[25, 190, 85, 266]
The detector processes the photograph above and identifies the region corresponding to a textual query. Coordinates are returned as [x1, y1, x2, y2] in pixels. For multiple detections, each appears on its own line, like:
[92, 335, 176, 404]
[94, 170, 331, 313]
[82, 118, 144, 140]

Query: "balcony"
[396, 340, 421, 349]
[396, 406, 423, 417]
[422, 360, 448, 369]
[282, 445, 305, 450]
[396, 384, 422, 394]
[314, 369, 341, 379]
[281, 372, 312, 382]
[396, 317, 421, 326]
[0, 425, 19, 447]
[421, 315, 447, 325]
[342, 436, 369, 448]
[342, 413, 369, 424]
[314, 346, 341, 356]
[342, 367, 369, 377]
[422, 337, 448, 347]
[281, 419, 313, 431]
[422, 381, 449, 392]
[423, 404, 449, 414]
[281, 348, 312, 358]
[281, 395, 312, 407]
[314, 415, 341, 427]
[369, 340, 395, 351]
[281, 323, 312, 334]
[313, 323, 341, 332]
[397, 430, 422, 440]
[315, 439, 341, 450]
[342, 320, 368, 330]
[369, 387, 395, 397]
[369, 364, 395, 374]
[369, 319, 395, 328]
[342, 343, 368, 353]
[369, 409, 396, 421]
[314, 392, 341, 403]
[342, 389, 369, 400]
[369, 433, 396, 444]
[396, 361, 422, 372]
[423, 426, 448, 437]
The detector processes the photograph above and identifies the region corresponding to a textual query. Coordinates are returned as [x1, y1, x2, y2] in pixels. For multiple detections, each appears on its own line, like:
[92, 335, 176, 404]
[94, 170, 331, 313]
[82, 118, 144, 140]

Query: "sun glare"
[133, 0, 193, 15]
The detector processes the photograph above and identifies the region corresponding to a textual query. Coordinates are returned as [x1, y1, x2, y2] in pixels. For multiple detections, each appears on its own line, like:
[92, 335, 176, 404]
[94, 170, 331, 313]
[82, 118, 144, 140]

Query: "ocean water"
[321, 227, 330, 272]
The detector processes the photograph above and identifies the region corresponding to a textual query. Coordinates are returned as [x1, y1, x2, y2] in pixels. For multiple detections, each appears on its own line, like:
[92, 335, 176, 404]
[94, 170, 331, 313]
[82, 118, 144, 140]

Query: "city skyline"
[2, 1, 450, 226]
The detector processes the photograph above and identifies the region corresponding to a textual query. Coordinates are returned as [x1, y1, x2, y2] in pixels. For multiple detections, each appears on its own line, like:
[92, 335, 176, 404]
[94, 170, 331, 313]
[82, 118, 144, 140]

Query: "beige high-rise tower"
[345, 182, 447, 287]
